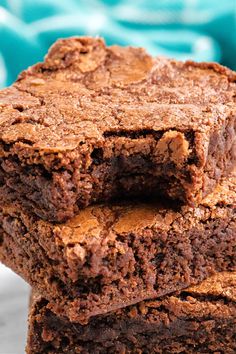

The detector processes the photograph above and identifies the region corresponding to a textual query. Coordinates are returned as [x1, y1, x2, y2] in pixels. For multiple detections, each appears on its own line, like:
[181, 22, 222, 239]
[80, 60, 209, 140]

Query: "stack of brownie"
[0, 37, 235, 353]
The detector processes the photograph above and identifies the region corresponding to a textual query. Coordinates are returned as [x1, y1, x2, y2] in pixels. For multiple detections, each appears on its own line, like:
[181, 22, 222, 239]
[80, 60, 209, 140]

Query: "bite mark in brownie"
[27, 272, 236, 354]
[0, 174, 235, 324]
[1, 37, 236, 222]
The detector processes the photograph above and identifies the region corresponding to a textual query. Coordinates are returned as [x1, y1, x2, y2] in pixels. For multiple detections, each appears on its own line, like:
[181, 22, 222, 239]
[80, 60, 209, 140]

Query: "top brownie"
[0, 37, 236, 222]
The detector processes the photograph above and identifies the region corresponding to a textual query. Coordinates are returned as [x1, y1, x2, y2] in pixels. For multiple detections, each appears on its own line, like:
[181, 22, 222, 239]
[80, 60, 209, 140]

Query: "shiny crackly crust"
[0, 37, 236, 222]
[1, 37, 236, 148]
[26, 272, 236, 354]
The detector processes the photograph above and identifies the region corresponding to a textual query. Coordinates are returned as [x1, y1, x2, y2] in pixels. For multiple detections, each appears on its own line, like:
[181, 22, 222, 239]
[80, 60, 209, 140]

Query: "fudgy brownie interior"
[1, 173, 235, 323]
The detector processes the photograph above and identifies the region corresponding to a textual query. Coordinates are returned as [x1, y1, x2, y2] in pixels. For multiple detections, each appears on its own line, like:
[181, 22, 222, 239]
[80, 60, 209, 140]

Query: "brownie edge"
[27, 272, 236, 354]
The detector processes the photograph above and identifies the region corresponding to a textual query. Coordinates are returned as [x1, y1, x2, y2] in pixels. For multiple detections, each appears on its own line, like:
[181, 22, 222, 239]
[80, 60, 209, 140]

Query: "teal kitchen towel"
[0, 0, 235, 88]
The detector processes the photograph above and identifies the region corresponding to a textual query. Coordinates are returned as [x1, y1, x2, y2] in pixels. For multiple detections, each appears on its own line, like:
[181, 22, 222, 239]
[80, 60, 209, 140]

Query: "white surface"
[0, 263, 29, 354]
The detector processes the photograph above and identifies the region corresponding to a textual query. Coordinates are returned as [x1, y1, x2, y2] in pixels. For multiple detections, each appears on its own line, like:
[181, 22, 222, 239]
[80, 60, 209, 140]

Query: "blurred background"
[0, 1, 235, 353]
[0, 0, 235, 89]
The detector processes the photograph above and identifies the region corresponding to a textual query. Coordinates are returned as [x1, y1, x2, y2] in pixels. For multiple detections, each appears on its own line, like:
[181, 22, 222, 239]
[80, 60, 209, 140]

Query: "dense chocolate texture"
[0, 174, 235, 324]
[27, 272, 236, 353]
[1, 37, 236, 222]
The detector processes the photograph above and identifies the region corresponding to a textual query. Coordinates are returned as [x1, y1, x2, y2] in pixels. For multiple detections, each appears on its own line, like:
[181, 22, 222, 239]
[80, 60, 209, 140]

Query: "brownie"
[27, 271, 236, 354]
[1, 173, 235, 324]
[1, 37, 236, 222]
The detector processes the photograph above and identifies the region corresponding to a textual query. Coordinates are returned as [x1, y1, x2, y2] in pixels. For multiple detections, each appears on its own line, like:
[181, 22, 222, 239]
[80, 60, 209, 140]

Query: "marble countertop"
[0, 263, 29, 354]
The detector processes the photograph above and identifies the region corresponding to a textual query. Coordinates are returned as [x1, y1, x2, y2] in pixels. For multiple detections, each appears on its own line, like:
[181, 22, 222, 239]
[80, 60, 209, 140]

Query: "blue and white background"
[0, 1, 235, 353]
[0, 0, 235, 89]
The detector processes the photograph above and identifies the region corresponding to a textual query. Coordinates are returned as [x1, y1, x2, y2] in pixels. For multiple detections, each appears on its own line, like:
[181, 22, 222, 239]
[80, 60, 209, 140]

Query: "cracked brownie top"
[0, 36, 236, 150]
